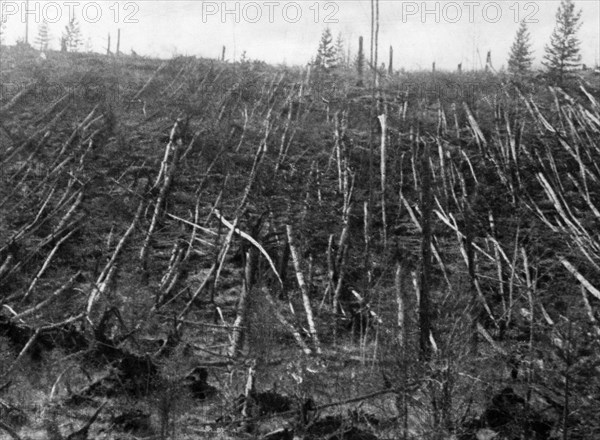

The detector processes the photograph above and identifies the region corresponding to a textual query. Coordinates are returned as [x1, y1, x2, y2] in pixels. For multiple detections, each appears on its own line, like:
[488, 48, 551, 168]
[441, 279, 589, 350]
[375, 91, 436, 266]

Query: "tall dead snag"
[374, 0, 380, 88]
[357, 36, 365, 86]
[419, 139, 433, 360]
[139, 119, 182, 273]
[378, 112, 388, 250]
[286, 225, 322, 354]
[369, 0, 374, 68]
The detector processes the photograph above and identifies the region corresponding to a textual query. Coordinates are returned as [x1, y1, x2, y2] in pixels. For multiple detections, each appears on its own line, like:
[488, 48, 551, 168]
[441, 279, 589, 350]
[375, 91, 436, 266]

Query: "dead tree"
[485, 50, 494, 72]
[286, 225, 322, 354]
[357, 36, 365, 86]
[379, 112, 388, 250]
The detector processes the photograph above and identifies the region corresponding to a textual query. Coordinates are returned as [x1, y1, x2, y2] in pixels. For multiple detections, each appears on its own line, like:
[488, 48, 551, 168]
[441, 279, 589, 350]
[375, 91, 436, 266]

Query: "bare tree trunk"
[24, 0, 29, 45]
[374, 0, 380, 89]
[241, 361, 257, 433]
[278, 234, 290, 293]
[357, 36, 364, 86]
[370, 0, 374, 68]
[395, 263, 407, 347]
[379, 112, 388, 250]
[286, 225, 322, 354]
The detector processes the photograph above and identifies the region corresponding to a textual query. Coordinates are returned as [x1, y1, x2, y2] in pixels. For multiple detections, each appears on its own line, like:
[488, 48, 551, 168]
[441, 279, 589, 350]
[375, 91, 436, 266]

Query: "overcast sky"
[1, 1, 599, 70]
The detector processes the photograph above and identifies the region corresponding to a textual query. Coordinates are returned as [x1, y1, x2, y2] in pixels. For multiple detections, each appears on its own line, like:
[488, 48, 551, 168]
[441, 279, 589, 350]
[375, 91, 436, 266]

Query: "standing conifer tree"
[543, 0, 582, 83]
[35, 20, 50, 51]
[508, 21, 534, 76]
[315, 28, 337, 71]
[63, 16, 83, 52]
[335, 32, 345, 67]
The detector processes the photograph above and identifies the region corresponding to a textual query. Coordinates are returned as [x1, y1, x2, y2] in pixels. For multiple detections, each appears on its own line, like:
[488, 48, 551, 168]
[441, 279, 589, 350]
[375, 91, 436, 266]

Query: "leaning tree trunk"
[286, 225, 322, 354]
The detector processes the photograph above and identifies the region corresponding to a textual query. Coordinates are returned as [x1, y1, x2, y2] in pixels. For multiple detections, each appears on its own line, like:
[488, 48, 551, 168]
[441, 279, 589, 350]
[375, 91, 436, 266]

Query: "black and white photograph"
[0, 1, 599, 439]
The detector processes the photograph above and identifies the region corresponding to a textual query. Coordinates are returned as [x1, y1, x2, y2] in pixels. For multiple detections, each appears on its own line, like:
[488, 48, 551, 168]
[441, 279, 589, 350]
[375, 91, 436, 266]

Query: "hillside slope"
[1, 47, 600, 439]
